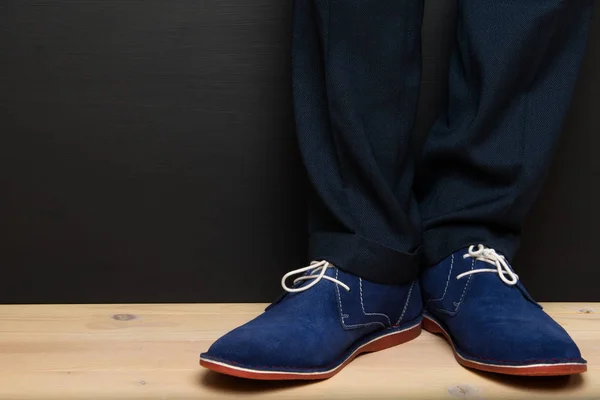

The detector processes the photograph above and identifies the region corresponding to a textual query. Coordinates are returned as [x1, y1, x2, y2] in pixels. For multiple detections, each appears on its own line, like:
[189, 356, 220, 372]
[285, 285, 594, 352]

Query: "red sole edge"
[422, 315, 587, 376]
[200, 321, 422, 381]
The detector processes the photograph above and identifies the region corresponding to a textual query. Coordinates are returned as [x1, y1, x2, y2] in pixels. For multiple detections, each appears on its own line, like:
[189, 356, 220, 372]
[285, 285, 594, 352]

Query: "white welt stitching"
[336, 270, 385, 329]
[395, 281, 415, 326]
[335, 268, 345, 325]
[425, 253, 454, 307]
[359, 278, 391, 326]
[454, 258, 474, 312]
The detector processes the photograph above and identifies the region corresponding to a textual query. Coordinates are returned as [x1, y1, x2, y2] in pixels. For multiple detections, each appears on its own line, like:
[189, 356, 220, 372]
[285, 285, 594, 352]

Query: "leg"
[200, 0, 426, 379]
[416, 0, 594, 266]
[418, 0, 594, 376]
[294, 0, 424, 284]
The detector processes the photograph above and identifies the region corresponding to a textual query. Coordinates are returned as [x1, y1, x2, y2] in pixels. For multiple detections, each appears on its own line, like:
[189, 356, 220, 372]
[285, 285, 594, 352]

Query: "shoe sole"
[422, 314, 587, 376]
[199, 319, 422, 380]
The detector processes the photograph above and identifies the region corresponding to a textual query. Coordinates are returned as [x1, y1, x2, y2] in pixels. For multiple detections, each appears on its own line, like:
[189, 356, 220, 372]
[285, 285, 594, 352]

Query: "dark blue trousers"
[292, 0, 594, 284]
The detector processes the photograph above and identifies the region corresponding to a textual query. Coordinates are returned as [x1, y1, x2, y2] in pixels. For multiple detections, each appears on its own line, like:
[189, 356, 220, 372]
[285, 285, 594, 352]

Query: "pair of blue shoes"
[200, 245, 587, 380]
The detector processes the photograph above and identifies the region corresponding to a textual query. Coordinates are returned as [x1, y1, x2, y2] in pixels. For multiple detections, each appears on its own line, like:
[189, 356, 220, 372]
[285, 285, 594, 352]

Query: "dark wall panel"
[516, 9, 599, 302]
[0, 1, 597, 303]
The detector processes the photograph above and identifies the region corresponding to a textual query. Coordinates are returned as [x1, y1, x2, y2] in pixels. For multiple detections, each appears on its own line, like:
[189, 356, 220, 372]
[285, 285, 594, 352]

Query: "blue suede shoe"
[200, 261, 422, 380]
[421, 245, 587, 376]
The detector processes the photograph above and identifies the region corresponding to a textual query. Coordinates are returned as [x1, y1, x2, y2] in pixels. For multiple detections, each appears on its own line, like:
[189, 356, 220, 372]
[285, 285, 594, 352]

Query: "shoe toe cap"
[459, 315, 586, 366]
[200, 316, 342, 370]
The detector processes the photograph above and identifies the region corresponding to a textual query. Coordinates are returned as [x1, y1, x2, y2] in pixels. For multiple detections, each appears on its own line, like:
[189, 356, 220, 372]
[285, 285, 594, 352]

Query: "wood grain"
[0, 303, 598, 399]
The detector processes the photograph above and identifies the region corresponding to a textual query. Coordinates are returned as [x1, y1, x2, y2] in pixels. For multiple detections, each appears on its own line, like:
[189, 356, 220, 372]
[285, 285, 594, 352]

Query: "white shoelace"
[456, 244, 519, 286]
[281, 260, 351, 293]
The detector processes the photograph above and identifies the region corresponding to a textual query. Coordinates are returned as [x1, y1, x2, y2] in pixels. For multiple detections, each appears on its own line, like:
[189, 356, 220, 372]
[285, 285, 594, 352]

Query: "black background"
[0, 1, 597, 303]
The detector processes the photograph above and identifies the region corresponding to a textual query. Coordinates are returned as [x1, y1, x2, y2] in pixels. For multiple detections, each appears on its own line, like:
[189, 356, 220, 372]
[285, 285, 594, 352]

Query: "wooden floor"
[0, 303, 597, 399]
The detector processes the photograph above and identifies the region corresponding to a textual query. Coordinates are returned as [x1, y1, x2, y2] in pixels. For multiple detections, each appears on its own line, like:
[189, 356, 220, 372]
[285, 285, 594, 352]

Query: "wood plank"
[0, 303, 598, 399]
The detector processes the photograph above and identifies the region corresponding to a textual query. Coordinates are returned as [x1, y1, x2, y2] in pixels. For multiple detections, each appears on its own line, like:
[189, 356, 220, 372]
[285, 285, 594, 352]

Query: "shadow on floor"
[426, 330, 588, 396]
[471, 369, 586, 394]
[198, 368, 586, 397]
[198, 370, 318, 395]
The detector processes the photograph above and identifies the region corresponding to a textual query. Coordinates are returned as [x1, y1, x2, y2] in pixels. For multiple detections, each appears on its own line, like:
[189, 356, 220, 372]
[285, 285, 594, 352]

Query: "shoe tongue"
[294, 266, 336, 289]
[265, 266, 337, 312]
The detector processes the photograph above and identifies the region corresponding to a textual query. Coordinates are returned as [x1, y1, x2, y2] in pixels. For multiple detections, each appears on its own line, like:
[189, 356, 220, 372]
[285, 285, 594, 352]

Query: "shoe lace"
[281, 260, 351, 293]
[456, 244, 519, 286]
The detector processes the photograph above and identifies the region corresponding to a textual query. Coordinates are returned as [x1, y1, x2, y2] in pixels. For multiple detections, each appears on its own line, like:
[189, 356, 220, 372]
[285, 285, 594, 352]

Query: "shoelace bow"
[281, 260, 351, 293]
[280, 245, 517, 293]
[457, 244, 519, 286]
